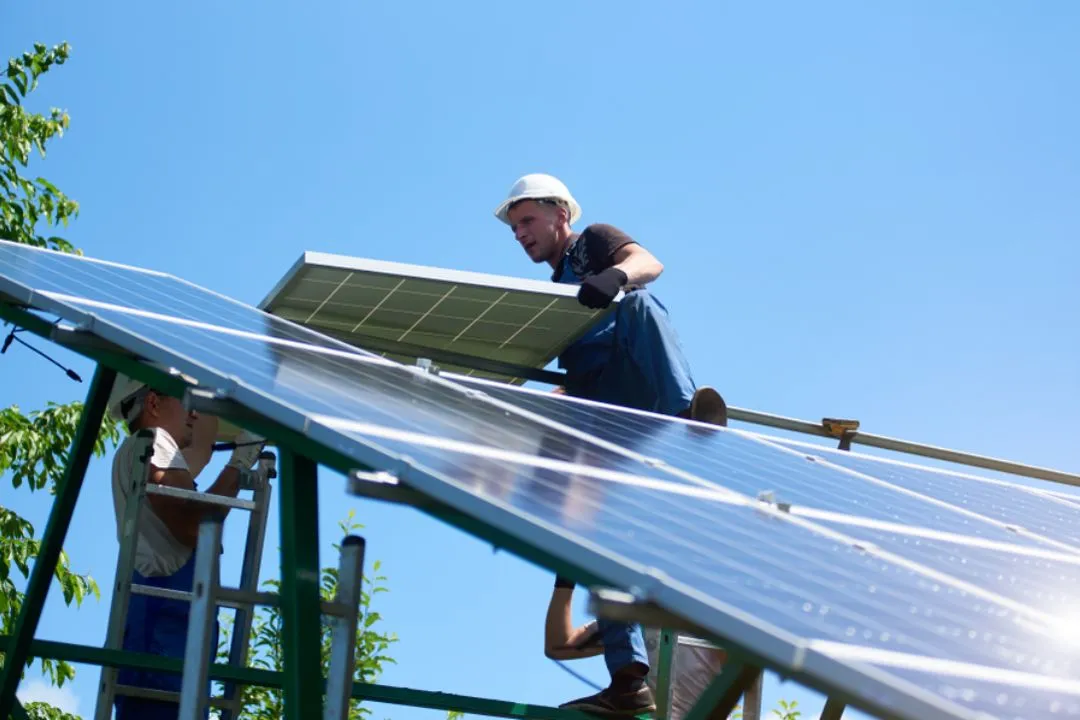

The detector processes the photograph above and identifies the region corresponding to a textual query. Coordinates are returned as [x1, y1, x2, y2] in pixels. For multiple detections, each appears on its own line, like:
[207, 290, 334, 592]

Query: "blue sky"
[4, 1, 1079, 718]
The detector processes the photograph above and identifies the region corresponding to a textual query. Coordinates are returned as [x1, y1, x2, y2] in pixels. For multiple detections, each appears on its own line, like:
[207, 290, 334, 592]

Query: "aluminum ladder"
[92, 428, 368, 719]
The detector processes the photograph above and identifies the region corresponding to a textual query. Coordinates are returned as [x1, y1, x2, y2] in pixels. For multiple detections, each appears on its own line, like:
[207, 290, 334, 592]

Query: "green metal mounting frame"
[3, 292, 1079, 720]
[0, 299, 651, 720]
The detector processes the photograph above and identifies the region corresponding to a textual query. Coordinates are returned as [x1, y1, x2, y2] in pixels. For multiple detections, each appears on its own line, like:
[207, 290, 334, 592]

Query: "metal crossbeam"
[0, 365, 117, 717]
[2, 636, 604, 720]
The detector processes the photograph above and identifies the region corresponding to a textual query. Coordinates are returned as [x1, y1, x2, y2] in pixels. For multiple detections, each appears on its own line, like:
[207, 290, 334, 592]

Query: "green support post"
[654, 629, 676, 720]
[277, 449, 324, 719]
[0, 365, 116, 717]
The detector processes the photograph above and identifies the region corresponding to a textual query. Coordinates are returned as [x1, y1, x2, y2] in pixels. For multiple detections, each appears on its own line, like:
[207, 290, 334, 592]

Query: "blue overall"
[554, 251, 699, 678]
[115, 549, 217, 719]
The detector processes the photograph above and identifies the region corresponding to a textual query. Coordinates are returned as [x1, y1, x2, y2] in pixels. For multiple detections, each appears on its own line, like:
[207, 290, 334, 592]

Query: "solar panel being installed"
[4, 240, 1080, 720]
[258, 252, 617, 384]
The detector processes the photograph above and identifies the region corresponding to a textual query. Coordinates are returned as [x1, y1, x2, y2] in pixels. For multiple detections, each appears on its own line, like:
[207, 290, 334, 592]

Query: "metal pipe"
[324, 535, 366, 720]
[728, 406, 1080, 487]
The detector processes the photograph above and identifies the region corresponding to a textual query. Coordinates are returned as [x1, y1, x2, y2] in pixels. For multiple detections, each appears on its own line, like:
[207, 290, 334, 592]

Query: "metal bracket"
[822, 418, 860, 452]
[347, 469, 434, 508]
[415, 357, 440, 375]
[755, 490, 792, 513]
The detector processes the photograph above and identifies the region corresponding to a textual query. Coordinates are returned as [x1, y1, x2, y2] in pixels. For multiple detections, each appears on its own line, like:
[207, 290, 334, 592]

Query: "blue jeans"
[116, 551, 217, 719]
[563, 290, 697, 417]
[562, 290, 698, 678]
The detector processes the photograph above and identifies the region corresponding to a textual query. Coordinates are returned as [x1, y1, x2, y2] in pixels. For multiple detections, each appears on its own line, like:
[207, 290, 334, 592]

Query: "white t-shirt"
[645, 628, 726, 720]
[111, 428, 194, 577]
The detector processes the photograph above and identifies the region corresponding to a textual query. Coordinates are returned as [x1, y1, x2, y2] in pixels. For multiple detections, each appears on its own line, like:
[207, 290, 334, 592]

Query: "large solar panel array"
[258, 252, 616, 384]
[3, 239, 1079, 720]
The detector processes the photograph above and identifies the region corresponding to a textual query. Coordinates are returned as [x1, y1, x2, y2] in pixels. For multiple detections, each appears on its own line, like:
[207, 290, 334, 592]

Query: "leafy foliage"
[0, 40, 122, 719]
[0, 41, 78, 252]
[0, 401, 118, 696]
[22, 701, 82, 720]
[210, 511, 399, 719]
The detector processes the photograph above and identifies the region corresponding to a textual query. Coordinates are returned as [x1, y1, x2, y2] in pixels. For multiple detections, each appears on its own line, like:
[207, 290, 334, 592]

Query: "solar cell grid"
[258, 252, 615, 383]
[26, 300, 1080, 682]
[7, 239, 1080, 720]
[769, 439, 1080, 552]
[0, 242, 378, 359]
[448, 375, 1073, 553]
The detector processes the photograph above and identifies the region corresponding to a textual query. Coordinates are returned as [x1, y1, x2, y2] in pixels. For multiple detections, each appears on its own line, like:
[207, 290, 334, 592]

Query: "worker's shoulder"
[581, 222, 634, 240]
[114, 426, 188, 471]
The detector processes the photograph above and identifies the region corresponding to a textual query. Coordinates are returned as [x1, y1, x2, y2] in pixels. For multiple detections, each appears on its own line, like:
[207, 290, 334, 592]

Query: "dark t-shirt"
[552, 224, 637, 283]
[553, 224, 639, 377]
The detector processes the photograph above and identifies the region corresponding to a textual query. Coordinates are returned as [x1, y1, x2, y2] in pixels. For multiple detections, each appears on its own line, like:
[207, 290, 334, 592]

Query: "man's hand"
[577, 267, 627, 309]
[227, 430, 266, 472]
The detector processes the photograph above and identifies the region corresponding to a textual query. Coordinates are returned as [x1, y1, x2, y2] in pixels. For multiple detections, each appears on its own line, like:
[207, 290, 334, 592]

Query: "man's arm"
[576, 224, 665, 309]
[610, 242, 663, 287]
[544, 585, 605, 660]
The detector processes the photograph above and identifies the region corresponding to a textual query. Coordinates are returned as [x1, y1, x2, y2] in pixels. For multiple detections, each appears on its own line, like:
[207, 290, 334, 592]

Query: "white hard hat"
[493, 173, 582, 226]
[107, 373, 151, 425]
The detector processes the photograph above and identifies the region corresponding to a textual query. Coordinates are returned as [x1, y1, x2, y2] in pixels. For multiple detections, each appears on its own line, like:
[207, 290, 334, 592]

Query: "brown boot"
[683, 386, 727, 427]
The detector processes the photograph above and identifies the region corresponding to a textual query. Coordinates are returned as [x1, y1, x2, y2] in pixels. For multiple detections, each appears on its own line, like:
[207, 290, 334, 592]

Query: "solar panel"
[258, 252, 617, 384]
[763, 438, 1080, 552]
[4, 240, 1080, 720]
[446, 376, 1075, 552]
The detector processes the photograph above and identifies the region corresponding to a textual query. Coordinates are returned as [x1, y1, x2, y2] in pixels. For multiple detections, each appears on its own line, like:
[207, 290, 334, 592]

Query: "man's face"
[506, 199, 564, 265]
[145, 392, 197, 448]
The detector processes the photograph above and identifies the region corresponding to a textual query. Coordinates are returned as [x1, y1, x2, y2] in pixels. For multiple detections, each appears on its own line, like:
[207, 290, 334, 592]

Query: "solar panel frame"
[4, 241, 1076, 720]
[257, 251, 619, 384]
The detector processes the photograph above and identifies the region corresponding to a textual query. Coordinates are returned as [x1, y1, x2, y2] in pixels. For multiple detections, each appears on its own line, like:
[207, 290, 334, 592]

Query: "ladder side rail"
[178, 516, 225, 720]
[220, 453, 276, 720]
[94, 430, 155, 720]
[324, 535, 366, 720]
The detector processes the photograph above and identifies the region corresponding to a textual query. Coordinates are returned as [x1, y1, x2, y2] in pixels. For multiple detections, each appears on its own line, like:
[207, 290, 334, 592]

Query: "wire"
[1, 324, 82, 382]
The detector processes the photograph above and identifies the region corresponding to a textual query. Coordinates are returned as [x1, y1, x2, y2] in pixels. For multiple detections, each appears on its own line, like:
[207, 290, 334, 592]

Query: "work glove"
[227, 430, 266, 472]
[577, 267, 627, 309]
[554, 574, 575, 590]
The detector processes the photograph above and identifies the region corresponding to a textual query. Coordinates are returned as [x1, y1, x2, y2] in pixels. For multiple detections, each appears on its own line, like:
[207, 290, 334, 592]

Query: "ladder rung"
[146, 484, 257, 510]
[131, 583, 354, 617]
[114, 684, 234, 708]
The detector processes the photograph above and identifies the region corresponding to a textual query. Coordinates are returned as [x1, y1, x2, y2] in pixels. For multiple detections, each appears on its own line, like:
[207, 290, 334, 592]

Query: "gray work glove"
[230, 432, 270, 491]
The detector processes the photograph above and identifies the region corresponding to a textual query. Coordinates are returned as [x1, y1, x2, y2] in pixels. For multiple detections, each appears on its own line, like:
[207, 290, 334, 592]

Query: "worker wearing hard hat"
[495, 174, 728, 716]
[494, 173, 727, 425]
[107, 374, 267, 719]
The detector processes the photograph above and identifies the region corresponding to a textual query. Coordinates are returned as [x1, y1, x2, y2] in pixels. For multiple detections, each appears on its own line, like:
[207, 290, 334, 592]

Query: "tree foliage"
[0, 41, 79, 252]
[212, 511, 399, 719]
[0, 40, 122, 718]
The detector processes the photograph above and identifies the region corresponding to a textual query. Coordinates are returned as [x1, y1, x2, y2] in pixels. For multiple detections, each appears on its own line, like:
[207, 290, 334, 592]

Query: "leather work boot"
[677, 386, 728, 427]
[559, 682, 656, 717]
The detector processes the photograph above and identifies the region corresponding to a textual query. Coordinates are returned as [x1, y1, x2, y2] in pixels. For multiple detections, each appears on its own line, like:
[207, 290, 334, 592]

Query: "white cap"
[107, 374, 151, 425]
[493, 173, 582, 226]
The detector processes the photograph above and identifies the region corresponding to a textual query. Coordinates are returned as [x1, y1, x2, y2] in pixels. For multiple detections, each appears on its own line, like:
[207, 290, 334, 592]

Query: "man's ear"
[143, 390, 161, 421]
